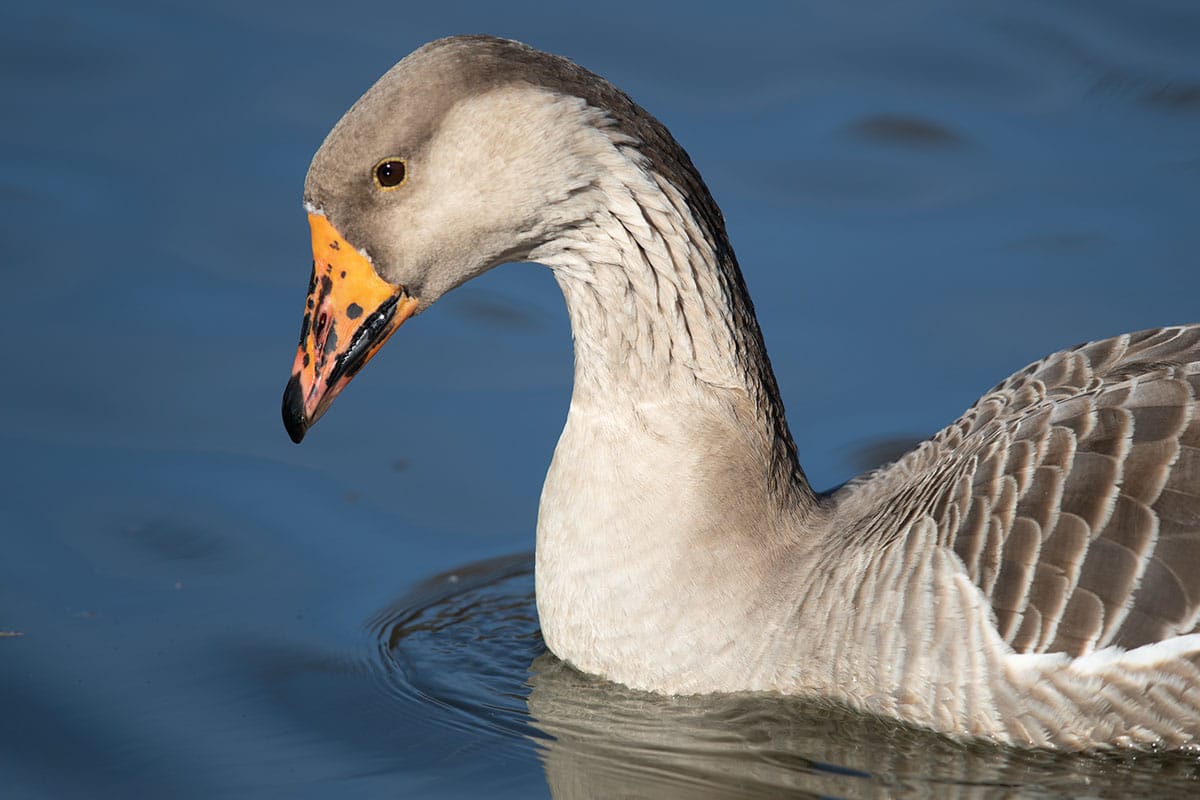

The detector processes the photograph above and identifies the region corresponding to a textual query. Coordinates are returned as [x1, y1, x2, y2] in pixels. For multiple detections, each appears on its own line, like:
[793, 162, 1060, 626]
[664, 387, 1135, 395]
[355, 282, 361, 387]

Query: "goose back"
[847, 325, 1200, 658]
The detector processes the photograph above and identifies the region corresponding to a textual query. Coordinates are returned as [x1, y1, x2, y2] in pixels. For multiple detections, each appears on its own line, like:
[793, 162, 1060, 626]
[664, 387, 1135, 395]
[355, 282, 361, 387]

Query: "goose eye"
[373, 158, 408, 190]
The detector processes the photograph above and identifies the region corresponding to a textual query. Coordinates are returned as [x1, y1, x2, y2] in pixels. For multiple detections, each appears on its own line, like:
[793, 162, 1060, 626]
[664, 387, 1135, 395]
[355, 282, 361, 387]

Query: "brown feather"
[859, 326, 1200, 659]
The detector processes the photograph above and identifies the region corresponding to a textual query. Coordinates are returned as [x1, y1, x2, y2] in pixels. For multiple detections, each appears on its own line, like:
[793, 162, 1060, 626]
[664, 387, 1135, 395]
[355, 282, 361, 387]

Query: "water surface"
[3, 0, 1200, 796]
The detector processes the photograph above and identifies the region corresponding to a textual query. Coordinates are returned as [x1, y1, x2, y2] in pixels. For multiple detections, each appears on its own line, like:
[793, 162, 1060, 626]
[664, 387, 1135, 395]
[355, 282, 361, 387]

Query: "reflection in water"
[371, 556, 1200, 798]
[8, 0, 1200, 794]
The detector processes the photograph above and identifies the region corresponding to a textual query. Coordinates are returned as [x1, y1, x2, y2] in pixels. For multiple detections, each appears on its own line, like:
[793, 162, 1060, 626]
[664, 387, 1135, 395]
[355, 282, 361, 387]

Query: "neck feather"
[530, 133, 814, 508]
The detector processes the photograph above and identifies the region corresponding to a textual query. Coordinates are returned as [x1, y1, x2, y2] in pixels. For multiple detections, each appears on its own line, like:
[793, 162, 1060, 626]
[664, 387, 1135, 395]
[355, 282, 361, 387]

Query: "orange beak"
[282, 213, 419, 443]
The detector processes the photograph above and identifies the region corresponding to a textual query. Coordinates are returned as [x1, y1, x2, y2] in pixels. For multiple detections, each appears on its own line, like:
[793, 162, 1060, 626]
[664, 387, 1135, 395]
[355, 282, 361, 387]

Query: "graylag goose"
[281, 35, 1200, 750]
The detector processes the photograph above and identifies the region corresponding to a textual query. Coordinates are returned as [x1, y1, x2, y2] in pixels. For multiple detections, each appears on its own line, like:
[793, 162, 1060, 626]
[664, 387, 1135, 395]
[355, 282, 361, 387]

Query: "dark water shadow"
[843, 114, 969, 149]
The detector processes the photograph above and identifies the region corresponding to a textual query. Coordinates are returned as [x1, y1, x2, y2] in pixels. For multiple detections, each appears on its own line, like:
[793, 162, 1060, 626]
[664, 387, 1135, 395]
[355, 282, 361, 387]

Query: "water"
[2, 0, 1199, 796]
[375, 556, 1200, 798]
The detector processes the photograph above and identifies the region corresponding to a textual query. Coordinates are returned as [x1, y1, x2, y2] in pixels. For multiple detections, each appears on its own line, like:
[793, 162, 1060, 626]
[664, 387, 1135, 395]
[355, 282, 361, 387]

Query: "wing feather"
[855, 325, 1200, 658]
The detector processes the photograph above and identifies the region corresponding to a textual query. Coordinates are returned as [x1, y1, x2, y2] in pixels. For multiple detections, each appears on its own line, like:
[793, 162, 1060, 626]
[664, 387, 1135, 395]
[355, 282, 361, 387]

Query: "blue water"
[3, 1, 1199, 796]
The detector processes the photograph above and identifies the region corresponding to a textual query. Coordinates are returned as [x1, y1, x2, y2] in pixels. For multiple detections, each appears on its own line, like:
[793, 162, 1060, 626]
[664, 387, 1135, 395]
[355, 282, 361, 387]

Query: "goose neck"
[532, 151, 814, 508]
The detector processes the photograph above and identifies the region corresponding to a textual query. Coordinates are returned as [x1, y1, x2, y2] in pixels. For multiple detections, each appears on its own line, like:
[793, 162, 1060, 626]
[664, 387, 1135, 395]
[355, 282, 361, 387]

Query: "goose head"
[282, 35, 672, 442]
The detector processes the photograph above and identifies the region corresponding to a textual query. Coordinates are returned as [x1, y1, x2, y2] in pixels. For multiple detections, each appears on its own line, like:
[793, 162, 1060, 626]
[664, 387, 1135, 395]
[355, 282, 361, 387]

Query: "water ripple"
[364, 555, 1200, 798]
[367, 554, 545, 744]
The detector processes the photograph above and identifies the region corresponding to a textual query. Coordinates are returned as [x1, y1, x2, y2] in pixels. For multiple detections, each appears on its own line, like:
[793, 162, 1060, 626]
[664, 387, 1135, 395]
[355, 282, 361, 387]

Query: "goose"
[281, 35, 1200, 750]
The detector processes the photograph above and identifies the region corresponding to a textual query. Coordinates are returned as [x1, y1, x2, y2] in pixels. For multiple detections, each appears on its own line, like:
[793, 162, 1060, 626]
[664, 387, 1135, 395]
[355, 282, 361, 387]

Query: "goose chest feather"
[281, 35, 1200, 750]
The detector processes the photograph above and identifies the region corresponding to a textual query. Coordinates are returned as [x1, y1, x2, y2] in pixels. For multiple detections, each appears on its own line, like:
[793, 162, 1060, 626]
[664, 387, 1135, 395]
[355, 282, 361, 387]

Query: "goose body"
[282, 35, 1200, 749]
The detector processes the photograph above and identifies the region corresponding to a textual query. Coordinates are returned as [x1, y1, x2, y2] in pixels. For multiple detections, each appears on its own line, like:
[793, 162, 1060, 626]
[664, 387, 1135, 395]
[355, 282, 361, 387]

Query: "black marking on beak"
[327, 294, 400, 386]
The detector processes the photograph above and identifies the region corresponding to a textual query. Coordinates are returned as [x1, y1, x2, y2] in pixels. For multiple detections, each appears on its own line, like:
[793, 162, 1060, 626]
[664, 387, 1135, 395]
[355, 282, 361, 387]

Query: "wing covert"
[862, 326, 1200, 658]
